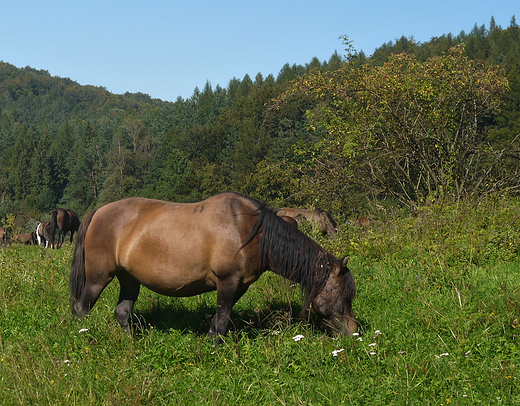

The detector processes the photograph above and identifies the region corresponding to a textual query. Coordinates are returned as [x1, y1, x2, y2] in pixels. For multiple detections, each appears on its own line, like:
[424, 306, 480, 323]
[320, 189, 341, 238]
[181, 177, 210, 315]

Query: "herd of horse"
[4, 194, 370, 341]
[0, 208, 81, 249]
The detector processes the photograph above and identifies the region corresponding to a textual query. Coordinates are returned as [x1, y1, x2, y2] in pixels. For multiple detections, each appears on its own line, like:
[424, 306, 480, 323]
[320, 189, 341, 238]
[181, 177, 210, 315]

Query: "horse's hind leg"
[74, 278, 113, 318]
[114, 271, 141, 332]
[58, 230, 65, 248]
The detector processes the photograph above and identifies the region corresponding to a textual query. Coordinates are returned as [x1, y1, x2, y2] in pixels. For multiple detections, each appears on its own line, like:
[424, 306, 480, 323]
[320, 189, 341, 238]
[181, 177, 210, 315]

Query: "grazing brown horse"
[0, 226, 4, 244]
[13, 233, 36, 245]
[49, 208, 81, 248]
[276, 207, 337, 237]
[70, 193, 357, 339]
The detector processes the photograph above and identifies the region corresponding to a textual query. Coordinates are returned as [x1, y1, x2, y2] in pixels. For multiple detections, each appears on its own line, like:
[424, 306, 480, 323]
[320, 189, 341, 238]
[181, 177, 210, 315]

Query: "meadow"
[0, 196, 519, 405]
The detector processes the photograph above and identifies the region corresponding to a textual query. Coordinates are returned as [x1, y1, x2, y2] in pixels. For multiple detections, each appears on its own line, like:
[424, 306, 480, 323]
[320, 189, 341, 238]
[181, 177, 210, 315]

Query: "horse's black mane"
[242, 198, 336, 311]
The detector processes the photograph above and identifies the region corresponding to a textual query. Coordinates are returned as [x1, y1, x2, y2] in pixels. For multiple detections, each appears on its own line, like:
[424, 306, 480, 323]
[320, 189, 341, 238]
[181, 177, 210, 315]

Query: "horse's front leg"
[114, 272, 141, 332]
[209, 279, 249, 341]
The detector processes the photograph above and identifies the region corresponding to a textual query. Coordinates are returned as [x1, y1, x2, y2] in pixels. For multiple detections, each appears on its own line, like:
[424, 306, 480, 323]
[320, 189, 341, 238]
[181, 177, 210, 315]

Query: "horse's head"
[315, 209, 337, 237]
[312, 256, 357, 336]
[325, 221, 338, 237]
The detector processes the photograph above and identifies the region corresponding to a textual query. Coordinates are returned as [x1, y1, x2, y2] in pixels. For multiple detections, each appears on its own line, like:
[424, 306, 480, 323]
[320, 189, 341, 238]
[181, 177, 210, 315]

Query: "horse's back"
[277, 207, 336, 236]
[277, 208, 309, 219]
[84, 194, 262, 296]
[14, 233, 34, 244]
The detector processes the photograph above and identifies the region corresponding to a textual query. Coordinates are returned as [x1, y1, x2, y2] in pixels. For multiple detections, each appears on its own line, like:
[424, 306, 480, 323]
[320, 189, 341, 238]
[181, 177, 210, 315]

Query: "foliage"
[1, 213, 16, 239]
[275, 45, 513, 210]
[338, 194, 520, 267]
[241, 157, 299, 207]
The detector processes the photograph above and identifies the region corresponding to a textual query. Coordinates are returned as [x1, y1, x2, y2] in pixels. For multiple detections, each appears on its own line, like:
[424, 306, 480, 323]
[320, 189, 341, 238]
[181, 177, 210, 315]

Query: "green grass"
[1, 197, 520, 405]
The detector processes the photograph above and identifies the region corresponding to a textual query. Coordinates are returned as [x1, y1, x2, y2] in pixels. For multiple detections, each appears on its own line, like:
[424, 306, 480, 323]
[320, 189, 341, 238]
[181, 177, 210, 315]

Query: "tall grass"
[0, 196, 519, 405]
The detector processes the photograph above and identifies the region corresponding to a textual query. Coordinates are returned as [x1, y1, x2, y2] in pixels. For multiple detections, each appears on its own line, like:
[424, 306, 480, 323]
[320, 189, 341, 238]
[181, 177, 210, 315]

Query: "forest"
[1, 16, 519, 227]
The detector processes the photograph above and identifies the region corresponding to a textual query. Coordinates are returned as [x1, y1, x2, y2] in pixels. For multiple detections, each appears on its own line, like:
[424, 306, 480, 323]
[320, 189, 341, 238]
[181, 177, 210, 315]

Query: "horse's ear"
[339, 255, 350, 274]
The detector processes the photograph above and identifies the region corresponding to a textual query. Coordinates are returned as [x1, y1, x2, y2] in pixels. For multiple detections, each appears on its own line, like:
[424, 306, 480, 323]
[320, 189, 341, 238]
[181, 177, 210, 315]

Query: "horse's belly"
[143, 276, 217, 297]
[120, 245, 218, 298]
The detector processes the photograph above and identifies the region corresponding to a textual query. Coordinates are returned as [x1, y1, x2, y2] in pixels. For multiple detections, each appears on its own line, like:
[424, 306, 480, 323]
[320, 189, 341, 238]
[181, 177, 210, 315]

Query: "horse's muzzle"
[339, 315, 358, 337]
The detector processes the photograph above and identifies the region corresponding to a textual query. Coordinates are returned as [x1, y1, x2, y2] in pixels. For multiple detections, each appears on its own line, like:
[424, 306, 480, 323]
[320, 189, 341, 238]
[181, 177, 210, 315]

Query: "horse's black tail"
[49, 209, 58, 248]
[70, 209, 97, 312]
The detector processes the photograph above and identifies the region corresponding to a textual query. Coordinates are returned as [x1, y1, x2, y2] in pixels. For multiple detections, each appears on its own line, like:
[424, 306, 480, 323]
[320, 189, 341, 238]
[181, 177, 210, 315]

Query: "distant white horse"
[36, 221, 52, 248]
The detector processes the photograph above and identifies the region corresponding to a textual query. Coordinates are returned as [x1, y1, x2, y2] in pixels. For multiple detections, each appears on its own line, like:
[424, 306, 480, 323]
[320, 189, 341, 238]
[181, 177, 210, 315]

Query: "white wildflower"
[356, 337, 363, 342]
[79, 328, 89, 333]
[292, 334, 304, 342]
[373, 330, 381, 338]
[435, 352, 449, 359]
[369, 351, 376, 356]
[332, 348, 345, 357]
[368, 343, 376, 347]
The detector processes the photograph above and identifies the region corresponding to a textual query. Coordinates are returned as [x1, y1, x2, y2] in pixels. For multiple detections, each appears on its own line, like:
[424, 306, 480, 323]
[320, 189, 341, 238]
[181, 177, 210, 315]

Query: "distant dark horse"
[70, 193, 357, 339]
[49, 208, 81, 249]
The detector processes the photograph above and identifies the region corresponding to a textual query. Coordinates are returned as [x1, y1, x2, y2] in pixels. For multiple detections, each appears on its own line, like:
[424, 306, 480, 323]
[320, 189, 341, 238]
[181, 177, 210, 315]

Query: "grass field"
[1, 197, 519, 405]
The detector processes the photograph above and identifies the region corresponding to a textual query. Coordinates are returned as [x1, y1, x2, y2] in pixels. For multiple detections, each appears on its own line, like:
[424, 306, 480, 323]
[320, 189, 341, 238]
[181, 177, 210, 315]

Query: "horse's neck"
[291, 209, 312, 219]
[302, 210, 321, 223]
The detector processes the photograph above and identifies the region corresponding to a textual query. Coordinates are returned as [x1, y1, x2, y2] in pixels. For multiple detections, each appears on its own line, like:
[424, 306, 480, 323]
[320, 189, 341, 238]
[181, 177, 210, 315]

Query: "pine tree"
[9, 124, 34, 201]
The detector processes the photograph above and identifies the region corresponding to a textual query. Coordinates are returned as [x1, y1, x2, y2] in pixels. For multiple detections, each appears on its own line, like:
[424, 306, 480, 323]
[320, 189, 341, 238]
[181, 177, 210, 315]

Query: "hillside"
[0, 16, 519, 222]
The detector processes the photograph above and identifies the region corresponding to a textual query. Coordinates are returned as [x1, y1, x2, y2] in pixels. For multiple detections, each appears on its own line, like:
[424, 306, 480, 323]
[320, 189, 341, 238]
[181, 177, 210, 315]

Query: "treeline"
[0, 16, 519, 224]
[0, 53, 343, 220]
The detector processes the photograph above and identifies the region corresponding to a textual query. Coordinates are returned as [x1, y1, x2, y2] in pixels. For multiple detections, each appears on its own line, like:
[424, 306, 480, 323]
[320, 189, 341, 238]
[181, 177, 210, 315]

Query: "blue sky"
[0, 1, 517, 102]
